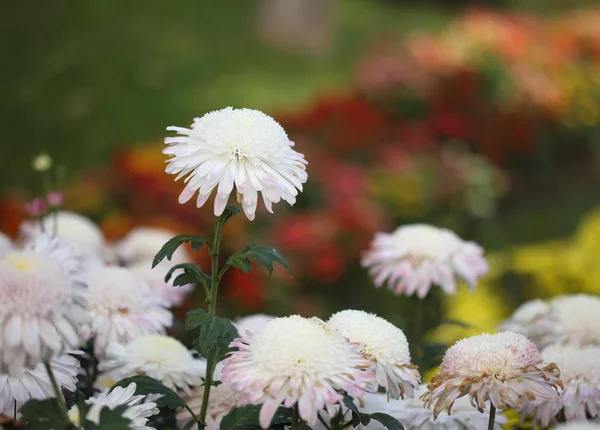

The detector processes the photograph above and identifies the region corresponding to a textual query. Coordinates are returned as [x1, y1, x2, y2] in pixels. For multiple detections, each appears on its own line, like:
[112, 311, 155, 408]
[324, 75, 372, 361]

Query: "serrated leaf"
[21, 398, 74, 430]
[165, 263, 211, 287]
[85, 405, 131, 430]
[152, 235, 208, 268]
[219, 405, 291, 429]
[186, 309, 239, 361]
[227, 245, 290, 275]
[369, 412, 405, 430]
[110, 375, 186, 410]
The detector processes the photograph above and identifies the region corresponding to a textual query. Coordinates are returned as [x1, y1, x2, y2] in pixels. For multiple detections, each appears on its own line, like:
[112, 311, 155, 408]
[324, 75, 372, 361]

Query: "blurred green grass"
[0, 0, 449, 191]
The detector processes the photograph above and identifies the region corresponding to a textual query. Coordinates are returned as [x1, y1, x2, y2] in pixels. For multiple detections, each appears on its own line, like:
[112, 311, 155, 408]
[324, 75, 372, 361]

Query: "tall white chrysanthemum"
[114, 227, 190, 266]
[98, 335, 206, 395]
[0, 233, 11, 258]
[521, 345, 600, 427]
[0, 353, 80, 415]
[362, 224, 488, 298]
[129, 261, 193, 308]
[327, 310, 420, 399]
[177, 381, 248, 430]
[536, 294, 600, 348]
[422, 332, 562, 419]
[233, 314, 275, 336]
[0, 235, 88, 373]
[68, 383, 158, 430]
[221, 315, 377, 428]
[85, 266, 173, 356]
[164, 107, 308, 221]
[499, 299, 550, 345]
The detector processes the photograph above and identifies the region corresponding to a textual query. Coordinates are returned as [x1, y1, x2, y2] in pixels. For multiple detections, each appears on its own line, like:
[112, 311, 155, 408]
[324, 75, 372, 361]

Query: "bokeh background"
[3, 0, 600, 369]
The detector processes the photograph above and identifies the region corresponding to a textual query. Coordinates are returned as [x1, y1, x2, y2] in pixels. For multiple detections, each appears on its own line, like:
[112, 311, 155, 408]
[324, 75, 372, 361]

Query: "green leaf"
[186, 309, 239, 361]
[21, 398, 74, 430]
[227, 244, 290, 275]
[86, 405, 132, 430]
[369, 413, 405, 430]
[152, 234, 208, 268]
[165, 262, 211, 287]
[110, 375, 187, 410]
[219, 405, 291, 429]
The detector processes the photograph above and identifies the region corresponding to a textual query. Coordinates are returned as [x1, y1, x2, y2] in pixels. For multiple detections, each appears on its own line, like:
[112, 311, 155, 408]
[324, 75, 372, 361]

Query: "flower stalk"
[44, 362, 70, 422]
[488, 404, 496, 430]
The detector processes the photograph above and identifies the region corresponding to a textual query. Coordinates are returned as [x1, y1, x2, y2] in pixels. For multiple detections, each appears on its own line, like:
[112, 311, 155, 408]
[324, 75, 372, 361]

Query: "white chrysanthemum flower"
[115, 227, 190, 266]
[536, 294, 600, 348]
[164, 107, 308, 221]
[554, 423, 600, 430]
[521, 345, 600, 427]
[177, 381, 247, 430]
[20, 211, 105, 260]
[0, 233, 11, 258]
[98, 335, 206, 395]
[0, 353, 80, 415]
[68, 383, 158, 429]
[85, 266, 173, 356]
[233, 314, 275, 336]
[361, 224, 488, 298]
[422, 332, 562, 419]
[221, 315, 377, 428]
[327, 310, 420, 400]
[499, 299, 550, 344]
[129, 261, 193, 308]
[0, 235, 88, 373]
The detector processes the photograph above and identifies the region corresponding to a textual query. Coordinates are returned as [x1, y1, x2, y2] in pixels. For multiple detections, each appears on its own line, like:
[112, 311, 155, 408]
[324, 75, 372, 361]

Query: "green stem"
[44, 362, 70, 422]
[487, 404, 496, 430]
[412, 296, 425, 366]
[291, 404, 304, 430]
[198, 208, 234, 428]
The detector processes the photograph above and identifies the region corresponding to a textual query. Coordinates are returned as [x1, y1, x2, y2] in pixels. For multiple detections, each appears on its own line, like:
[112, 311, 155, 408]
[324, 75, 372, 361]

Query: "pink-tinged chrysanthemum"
[0, 353, 80, 415]
[422, 332, 562, 419]
[68, 383, 158, 429]
[98, 335, 206, 395]
[361, 224, 488, 298]
[233, 314, 275, 336]
[521, 345, 600, 427]
[129, 261, 193, 308]
[221, 315, 377, 428]
[164, 107, 308, 221]
[0, 233, 11, 258]
[84, 266, 173, 357]
[0, 235, 88, 373]
[327, 310, 420, 400]
[114, 227, 190, 266]
[499, 299, 550, 345]
[177, 381, 248, 430]
[536, 294, 600, 348]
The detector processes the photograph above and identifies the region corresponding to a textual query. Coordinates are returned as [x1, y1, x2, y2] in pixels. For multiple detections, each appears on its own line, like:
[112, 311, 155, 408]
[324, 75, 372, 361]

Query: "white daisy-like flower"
[0, 233, 11, 258]
[499, 298, 550, 345]
[554, 423, 600, 430]
[233, 314, 275, 336]
[422, 332, 562, 419]
[98, 335, 206, 395]
[85, 266, 173, 356]
[177, 381, 247, 430]
[0, 234, 88, 373]
[114, 227, 190, 266]
[221, 315, 377, 428]
[164, 107, 308, 221]
[536, 294, 600, 348]
[327, 310, 420, 400]
[361, 224, 488, 298]
[129, 261, 193, 308]
[521, 345, 600, 426]
[0, 353, 80, 415]
[20, 211, 105, 261]
[68, 383, 158, 430]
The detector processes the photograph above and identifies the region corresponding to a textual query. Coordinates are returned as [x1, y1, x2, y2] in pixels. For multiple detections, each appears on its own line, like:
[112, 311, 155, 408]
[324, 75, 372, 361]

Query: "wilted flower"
[98, 335, 206, 395]
[362, 224, 488, 298]
[233, 314, 275, 336]
[177, 382, 248, 430]
[499, 298, 550, 344]
[129, 261, 193, 308]
[0, 353, 80, 415]
[84, 266, 173, 356]
[164, 107, 308, 221]
[68, 383, 158, 429]
[422, 332, 562, 419]
[114, 227, 190, 266]
[221, 315, 377, 428]
[0, 235, 88, 373]
[327, 309, 420, 399]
